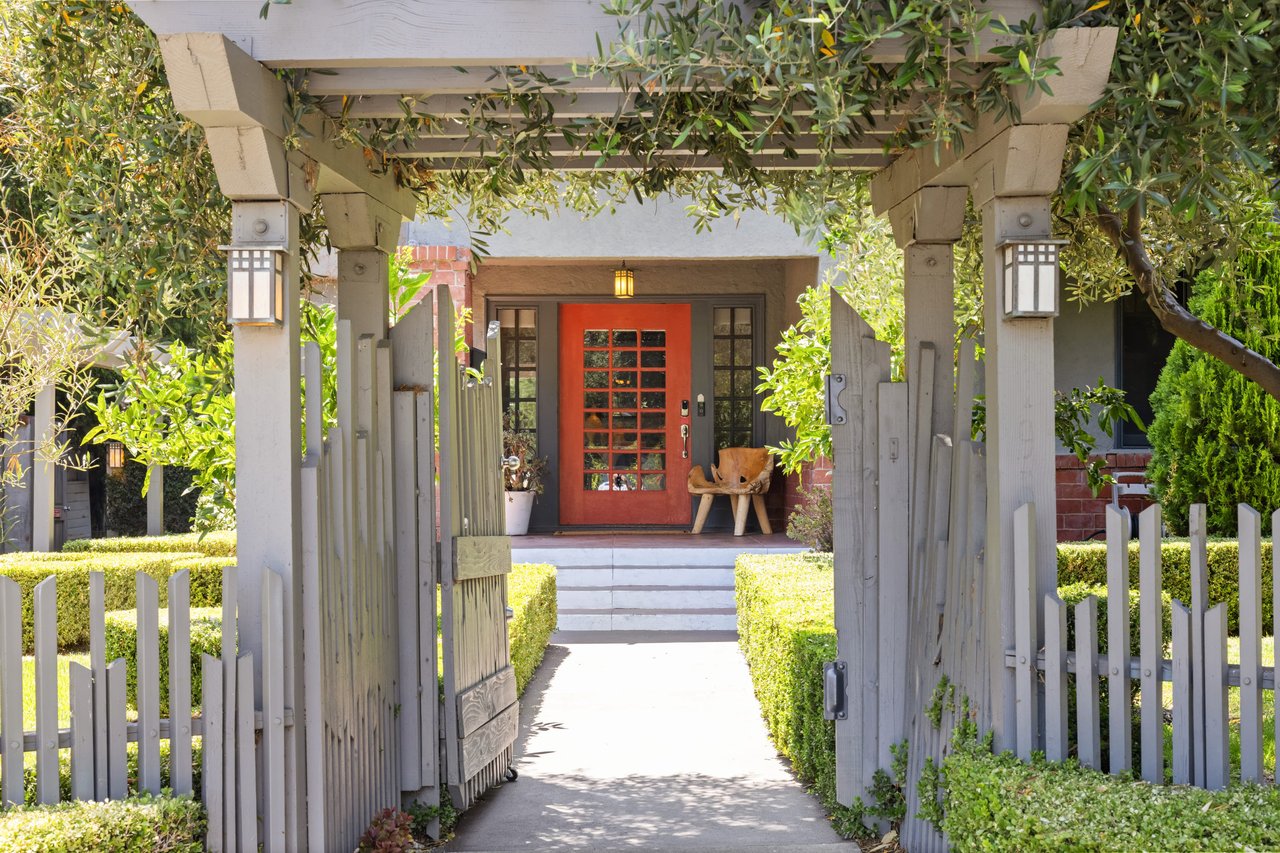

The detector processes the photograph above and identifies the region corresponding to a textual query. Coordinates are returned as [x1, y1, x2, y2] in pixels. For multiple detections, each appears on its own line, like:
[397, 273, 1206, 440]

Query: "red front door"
[559, 303, 693, 526]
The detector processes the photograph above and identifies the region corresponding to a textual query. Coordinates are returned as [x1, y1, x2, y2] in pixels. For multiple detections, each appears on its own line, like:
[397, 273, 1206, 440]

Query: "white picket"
[136, 573, 162, 795]
[1074, 596, 1101, 770]
[1138, 505, 1163, 784]
[106, 658, 127, 800]
[1013, 503, 1037, 760]
[1203, 603, 1229, 791]
[236, 654, 259, 852]
[1170, 601, 1192, 785]
[1237, 504, 1263, 783]
[34, 576, 58, 804]
[1104, 504, 1132, 774]
[1044, 595, 1068, 762]
[168, 570, 193, 795]
[69, 662, 94, 799]
[1188, 504, 1208, 788]
[202, 654, 225, 853]
[262, 572, 287, 853]
[89, 571, 108, 798]
[0, 576, 21, 807]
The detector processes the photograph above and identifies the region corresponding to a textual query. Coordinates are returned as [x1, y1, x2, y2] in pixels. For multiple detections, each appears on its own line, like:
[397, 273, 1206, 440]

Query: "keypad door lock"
[681, 399, 690, 417]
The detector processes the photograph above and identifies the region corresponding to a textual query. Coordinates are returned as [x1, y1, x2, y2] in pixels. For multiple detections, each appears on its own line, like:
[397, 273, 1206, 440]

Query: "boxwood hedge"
[943, 739, 1280, 851]
[508, 563, 556, 696]
[0, 793, 204, 852]
[1058, 539, 1272, 635]
[62, 531, 236, 558]
[0, 553, 230, 653]
[104, 607, 224, 715]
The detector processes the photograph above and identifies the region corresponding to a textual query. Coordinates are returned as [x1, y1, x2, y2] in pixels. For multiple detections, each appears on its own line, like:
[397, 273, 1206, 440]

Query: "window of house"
[1116, 290, 1177, 447]
[712, 306, 756, 449]
[498, 307, 538, 446]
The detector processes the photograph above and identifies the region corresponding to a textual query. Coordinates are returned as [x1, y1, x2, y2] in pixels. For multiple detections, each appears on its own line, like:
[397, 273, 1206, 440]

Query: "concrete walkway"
[444, 632, 854, 853]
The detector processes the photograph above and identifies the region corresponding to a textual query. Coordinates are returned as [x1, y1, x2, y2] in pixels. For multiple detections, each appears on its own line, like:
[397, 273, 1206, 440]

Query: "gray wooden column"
[31, 383, 56, 553]
[980, 194, 1059, 752]
[146, 464, 165, 536]
[231, 200, 303, 693]
[321, 193, 401, 340]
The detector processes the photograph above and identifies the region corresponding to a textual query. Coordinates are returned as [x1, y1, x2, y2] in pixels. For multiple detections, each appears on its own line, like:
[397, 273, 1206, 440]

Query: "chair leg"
[733, 492, 751, 536]
[692, 495, 714, 534]
[752, 494, 773, 535]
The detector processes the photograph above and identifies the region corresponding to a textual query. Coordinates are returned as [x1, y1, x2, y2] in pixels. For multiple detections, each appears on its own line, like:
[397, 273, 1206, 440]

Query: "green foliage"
[756, 285, 834, 474]
[869, 740, 909, 826]
[1058, 539, 1273, 636]
[1057, 582, 1172, 658]
[1148, 232, 1280, 535]
[785, 486, 833, 553]
[104, 607, 223, 715]
[104, 463, 201, 537]
[1054, 384, 1145, 496]
[0, 793, 205, 853]
[941, 741, 1280, 851]
[0, 551, 228, 652]
[502, 418, 547, 494]
[19, 739, 204, 809]
[508, 563, 557, 695]
[63, 530, 236, 558]
[87, 339, 236, 532]
[734, 552, 868, 838]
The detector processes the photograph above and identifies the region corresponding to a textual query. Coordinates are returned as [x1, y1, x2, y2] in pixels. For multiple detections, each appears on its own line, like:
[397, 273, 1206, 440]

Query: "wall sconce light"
[613, 261, 635, 299]
[106, 441, 125, 477]
[222, 245, 287, 325]
[999, 239, 1067, 319]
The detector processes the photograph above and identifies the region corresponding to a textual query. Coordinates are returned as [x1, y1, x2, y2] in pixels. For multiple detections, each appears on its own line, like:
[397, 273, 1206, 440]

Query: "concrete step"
[559, 586, 735, 610]
[555, 565, 736, 589]
[513, 545, 801, 568]
[558, 608, 738, 632]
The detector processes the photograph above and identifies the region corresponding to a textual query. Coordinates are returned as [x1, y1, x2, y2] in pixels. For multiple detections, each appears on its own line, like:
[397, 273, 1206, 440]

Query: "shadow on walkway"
[444, 635, 854, 853]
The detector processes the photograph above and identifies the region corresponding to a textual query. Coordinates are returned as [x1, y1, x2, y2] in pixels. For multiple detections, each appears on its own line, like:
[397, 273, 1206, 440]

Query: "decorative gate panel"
[437, 288, 518, 810]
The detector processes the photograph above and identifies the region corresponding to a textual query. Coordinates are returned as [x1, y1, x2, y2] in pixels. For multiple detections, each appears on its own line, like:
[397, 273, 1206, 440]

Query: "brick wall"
[1056, 451, 1154, 541]
[404, 245, 474, 342]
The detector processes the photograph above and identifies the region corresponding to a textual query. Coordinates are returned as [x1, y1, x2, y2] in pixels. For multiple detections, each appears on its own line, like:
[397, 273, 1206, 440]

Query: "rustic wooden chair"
[687, 447, 774, 536]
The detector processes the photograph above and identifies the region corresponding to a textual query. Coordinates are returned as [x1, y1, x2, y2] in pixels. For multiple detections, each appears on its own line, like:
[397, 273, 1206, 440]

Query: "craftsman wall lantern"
[999, 239, 1067, 318]
[613, 261, 635, 299]
[106, 441, 125, 478]
[223, 245, 287, 325]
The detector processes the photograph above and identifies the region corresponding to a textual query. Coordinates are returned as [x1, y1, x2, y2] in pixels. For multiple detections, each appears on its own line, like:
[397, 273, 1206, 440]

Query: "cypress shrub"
[1147, 229, 1280, 535]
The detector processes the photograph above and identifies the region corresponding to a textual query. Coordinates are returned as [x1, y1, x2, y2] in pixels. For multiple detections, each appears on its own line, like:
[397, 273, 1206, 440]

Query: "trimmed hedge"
[0, 793, 205, 852]
[942, 741, 1280, 851]
[104, 607, 224, 715]
[1059, 539, 1273, 635]
[63, 531, 236, 558]
[0, 553, 230, 653]
[508, 563, 557, 696]
[735, 552, 866, 837]
[1058, 582, 1172, 655]
[19, 740, 204, 808]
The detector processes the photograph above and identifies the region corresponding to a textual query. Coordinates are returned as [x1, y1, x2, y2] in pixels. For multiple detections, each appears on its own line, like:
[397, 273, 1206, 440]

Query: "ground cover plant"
[0, 793, 205, 853]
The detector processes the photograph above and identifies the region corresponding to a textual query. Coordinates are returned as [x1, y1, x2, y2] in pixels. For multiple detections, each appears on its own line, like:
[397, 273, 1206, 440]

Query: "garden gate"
[436, 288, 519, 811]
[827, 294, 990, 852]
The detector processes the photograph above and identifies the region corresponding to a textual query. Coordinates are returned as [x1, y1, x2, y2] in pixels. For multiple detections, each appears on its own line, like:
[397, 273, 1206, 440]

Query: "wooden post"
[146, 464, 165, 536]
[979, 194, 1060, 751]
[31, 382, 56, 552]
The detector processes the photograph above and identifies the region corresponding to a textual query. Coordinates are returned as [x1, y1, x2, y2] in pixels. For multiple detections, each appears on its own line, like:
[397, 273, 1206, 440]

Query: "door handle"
[680, 423, 690, 459]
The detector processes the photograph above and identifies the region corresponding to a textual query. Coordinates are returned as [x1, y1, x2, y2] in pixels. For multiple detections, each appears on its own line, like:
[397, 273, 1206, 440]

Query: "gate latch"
[823, 660, 848, 721]
[824, 373, 848, 426]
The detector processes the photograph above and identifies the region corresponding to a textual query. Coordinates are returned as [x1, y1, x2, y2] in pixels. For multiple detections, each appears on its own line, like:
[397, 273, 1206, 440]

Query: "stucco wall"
[1054, 293, 1118, 451]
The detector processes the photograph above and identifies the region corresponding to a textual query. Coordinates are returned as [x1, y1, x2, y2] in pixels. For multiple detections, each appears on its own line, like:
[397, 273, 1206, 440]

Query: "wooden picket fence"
[1011, 501, 1280, 789]
[0, 565, 288, 849]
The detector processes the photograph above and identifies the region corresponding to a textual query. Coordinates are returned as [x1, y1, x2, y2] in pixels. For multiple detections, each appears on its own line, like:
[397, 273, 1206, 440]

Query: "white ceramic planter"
[505, 490, 535, 535]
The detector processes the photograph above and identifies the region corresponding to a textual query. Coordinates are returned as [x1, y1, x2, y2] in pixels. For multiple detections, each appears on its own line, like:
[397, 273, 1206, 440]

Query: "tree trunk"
[1094, 204, 1280, 402]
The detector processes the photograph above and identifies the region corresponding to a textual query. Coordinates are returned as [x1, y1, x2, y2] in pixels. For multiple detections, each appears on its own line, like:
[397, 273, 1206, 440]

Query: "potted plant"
[502, 422, 546, 536]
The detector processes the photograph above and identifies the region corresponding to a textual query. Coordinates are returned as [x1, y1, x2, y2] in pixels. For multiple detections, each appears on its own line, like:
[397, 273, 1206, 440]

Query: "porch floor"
[442, 632, 852, 853]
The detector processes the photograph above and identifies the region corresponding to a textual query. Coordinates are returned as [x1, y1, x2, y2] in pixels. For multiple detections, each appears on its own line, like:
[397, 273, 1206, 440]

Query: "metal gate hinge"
[825, 373, 848, 426]
[823, 660, 848, 721]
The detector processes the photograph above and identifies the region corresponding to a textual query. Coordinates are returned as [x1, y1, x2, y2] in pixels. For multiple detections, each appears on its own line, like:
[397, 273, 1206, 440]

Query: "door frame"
[486, 293, 769, 531]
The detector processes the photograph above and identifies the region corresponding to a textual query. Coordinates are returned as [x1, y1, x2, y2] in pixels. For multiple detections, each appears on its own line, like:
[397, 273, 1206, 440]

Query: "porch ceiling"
[126, 0, 1045, 175]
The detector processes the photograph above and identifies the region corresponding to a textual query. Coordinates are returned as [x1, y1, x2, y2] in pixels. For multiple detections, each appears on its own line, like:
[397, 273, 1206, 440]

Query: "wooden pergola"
[118, 3, 1117, 850]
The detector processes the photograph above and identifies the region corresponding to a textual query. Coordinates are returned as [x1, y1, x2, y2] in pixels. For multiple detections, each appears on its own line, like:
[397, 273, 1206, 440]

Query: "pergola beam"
[409, 153, 886, 171]
[129, 0, 1044, 68]
[394, 134, 894, 158]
